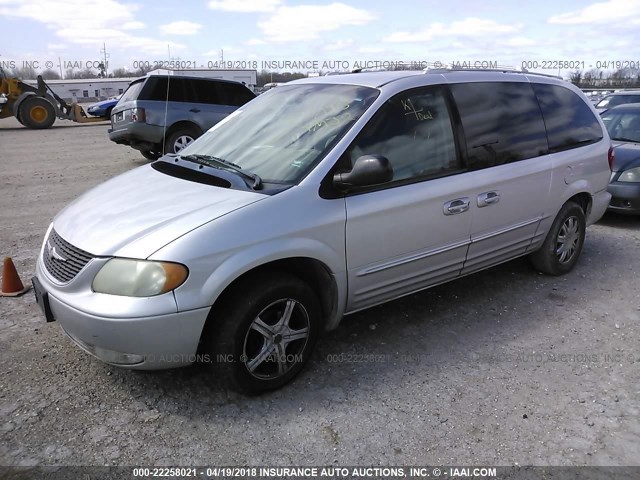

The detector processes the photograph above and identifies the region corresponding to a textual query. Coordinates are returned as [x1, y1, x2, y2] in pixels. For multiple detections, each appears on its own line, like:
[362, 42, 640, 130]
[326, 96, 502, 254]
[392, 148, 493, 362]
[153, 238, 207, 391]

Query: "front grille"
[42, 229, 94, 283]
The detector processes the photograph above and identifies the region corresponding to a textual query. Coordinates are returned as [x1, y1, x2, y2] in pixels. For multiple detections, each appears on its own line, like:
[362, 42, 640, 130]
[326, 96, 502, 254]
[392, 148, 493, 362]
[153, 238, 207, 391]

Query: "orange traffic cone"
[0, 257, 31, 297]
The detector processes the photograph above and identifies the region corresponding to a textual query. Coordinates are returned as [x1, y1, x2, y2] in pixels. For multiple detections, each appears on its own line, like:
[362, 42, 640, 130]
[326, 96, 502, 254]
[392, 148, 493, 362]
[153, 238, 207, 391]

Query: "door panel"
[342, 86, 472, 312]
[461, 158, 552, 275]
[449, 81, 552, 275]
[345, 178, 472, 311]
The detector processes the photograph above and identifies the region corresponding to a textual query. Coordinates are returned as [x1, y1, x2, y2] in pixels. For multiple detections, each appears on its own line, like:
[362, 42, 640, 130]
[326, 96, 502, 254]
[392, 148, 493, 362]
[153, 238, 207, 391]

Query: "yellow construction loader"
[0, 67, 106, 129]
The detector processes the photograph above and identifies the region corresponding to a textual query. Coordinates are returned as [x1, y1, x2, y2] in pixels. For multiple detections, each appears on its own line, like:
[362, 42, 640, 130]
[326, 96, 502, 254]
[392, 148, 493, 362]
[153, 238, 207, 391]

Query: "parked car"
[108, 74, 256, 159]
[601, 103, 640, 214]
[595, 90, 640, 114]
[33, 69, 612, 394]
[87, 94, 121, 118]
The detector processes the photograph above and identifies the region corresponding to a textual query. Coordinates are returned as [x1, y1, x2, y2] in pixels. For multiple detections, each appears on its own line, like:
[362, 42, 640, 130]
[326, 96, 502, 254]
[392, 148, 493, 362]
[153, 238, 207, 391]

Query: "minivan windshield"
[178, 83, 379, 184]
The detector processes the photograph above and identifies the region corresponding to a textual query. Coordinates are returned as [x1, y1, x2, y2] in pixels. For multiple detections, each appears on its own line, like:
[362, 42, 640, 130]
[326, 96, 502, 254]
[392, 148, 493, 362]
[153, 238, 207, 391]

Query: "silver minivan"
[33, 69, 613, 394]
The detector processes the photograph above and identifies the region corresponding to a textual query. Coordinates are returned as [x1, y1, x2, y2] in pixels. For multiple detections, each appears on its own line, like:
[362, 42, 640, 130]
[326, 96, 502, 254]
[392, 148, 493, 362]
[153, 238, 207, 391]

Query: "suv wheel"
[205, 272, 321, 395]
[165, 127, 200, 154]
[530, 201, 586, 275]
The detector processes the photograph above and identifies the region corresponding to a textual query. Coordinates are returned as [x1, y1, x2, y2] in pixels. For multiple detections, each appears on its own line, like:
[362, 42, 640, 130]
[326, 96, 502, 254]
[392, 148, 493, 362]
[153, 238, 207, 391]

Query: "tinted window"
[192, 79, 219, 104]
[141, 77, 190, 102]
[532, 83, 603, 152]
[347, 87, 460, 183]
[451, 82, 548, 168]
[217, 82, 256, 106]
[119, 79, 144, 102]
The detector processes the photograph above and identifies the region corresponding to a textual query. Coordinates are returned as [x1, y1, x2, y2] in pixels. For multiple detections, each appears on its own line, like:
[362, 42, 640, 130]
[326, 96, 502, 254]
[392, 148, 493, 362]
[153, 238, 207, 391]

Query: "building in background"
[24, 78, 133, 102]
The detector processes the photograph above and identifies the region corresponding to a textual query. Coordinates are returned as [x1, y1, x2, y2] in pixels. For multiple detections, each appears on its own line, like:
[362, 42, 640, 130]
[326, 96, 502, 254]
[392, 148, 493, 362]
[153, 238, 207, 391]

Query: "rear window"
[451, 82, 548, 169]
[532, 84, 603, 152]
[216, 82, 256, 106]
[118, 79, 144, 103]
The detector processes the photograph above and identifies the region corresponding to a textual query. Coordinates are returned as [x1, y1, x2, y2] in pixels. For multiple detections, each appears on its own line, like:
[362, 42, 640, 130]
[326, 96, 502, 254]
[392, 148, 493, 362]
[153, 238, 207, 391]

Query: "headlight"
[92, 258, 188, 297]
[618, 167, 640, 183]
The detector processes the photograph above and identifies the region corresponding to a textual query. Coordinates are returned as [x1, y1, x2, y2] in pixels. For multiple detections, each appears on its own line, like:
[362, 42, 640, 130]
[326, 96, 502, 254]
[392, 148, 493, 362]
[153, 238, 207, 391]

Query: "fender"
[12, 91, 36, 117]
[166, 236, 349, 330]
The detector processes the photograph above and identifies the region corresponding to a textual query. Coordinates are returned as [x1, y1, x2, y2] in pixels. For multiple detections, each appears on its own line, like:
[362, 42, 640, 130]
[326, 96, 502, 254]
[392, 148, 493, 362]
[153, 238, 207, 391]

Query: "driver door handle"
[443, 198, 470, 216]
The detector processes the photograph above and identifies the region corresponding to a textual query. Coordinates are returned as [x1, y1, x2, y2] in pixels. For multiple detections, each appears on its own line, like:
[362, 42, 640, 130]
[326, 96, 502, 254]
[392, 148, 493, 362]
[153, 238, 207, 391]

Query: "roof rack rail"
[424, 66, 563, 79]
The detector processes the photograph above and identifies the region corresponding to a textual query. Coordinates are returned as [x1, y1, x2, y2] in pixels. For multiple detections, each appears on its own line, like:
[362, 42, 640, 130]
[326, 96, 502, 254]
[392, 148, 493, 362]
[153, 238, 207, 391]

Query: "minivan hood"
[53, 164, 266, 258]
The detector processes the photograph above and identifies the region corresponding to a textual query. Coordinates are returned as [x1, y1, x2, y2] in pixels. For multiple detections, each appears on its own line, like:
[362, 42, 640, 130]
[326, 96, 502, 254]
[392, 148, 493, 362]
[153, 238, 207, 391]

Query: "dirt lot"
[1, 117, 639, 468]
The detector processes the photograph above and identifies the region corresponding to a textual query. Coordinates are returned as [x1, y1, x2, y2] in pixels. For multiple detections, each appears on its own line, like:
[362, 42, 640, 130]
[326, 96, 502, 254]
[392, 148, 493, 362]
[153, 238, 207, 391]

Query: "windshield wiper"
[180, 154, 262, 190]
[612, 137, 640, 143]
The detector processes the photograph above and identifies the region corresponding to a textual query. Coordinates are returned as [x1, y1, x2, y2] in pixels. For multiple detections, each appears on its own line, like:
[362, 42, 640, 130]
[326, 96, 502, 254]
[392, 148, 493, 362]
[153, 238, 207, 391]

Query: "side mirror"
[333, 155, 393, 190]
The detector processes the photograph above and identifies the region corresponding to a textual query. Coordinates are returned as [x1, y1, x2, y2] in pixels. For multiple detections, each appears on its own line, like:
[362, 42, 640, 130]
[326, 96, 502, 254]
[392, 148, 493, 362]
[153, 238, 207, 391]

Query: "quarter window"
[532, 83, 604, 152]
[451, 82, 548, 169]
[347, 87, 460, 183]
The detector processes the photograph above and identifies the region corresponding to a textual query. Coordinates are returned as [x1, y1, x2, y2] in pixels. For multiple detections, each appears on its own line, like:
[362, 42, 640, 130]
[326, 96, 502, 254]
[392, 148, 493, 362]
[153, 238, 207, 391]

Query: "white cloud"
[56, 26, 185, 55]
[549, 0, 640, 24]
[121, 21, 145, 30]
[324, 39, 354, 51]
[208, 0, 282, 13]
[160, 20, 203, 35]
[0, 0, 138, 28]
[47, 43, 67, 50]
[0, 0, 180, 55]
[385, 18, 521, 43]
[245, 38, 266, 46]
[503, 36, 537, 47]
[258, 3, 376, 42]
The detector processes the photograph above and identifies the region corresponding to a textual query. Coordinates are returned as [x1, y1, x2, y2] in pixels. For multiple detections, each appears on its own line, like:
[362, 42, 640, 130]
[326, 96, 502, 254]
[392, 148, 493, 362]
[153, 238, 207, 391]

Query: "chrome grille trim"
[42, 229, 94, 283]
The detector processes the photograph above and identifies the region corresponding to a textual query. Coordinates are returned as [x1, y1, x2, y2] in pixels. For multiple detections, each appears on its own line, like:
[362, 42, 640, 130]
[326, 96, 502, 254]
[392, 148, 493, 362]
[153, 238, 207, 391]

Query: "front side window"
[451, 82, 548, 168]
[346, 87, 460, 183]
[178, 84, 379, 184]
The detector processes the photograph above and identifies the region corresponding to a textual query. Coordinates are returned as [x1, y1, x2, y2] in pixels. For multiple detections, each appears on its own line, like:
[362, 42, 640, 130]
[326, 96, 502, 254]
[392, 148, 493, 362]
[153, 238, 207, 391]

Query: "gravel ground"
[1, 117, 639, 468]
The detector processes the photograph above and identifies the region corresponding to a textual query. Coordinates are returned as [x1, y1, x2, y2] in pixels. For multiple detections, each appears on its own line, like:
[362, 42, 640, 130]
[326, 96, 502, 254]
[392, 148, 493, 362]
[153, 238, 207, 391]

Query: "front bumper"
[607, 180, 640, 215]
[35, 255, 210, 369]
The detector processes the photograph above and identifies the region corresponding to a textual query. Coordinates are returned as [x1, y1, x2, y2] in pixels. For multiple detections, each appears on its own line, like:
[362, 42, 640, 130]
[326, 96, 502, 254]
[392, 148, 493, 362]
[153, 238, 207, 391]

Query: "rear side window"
[192, 79, 219, 104]
[532, 83, 603, 152]
[451, 82, 548, 169]
[216, 82, 256, 106]
[140, 77, 194, 102]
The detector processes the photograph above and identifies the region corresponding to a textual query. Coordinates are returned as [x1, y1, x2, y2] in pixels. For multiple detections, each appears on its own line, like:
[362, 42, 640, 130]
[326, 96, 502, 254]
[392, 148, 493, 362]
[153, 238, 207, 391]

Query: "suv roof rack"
[424, 66, 563, 80]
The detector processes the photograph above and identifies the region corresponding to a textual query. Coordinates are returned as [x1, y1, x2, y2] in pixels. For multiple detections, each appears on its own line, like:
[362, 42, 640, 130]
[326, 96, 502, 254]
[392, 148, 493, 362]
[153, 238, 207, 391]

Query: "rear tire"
[19, 97, 56, 129]
[529, 201, 586, 275]
[204, 272, 321, 395]
[165, 126, 200, 154]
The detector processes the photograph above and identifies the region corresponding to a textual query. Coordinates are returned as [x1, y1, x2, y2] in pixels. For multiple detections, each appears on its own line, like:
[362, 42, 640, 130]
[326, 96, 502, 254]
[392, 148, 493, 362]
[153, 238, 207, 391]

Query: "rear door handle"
[443, 198, 470, 216]
[477, 191, 500, 207]
[189, 108, 201, 113]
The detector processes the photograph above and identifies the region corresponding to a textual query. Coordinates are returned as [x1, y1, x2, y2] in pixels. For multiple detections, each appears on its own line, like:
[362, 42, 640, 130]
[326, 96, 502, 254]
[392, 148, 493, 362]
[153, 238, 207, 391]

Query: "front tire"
[20, 97, 56, 129]
[530, 201, 586, 275]
[205, 272, 321, 395]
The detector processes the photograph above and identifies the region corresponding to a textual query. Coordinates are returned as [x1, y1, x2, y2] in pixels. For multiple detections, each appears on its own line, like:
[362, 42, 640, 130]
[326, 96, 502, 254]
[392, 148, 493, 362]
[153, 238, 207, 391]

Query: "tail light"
[131, 107, 146, 123]
[608, 145, 615, 171]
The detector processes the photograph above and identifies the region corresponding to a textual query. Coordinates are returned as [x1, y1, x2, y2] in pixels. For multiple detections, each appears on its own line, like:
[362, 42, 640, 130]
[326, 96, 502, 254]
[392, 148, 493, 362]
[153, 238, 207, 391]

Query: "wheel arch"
[195, 255, 344, 351]
[164, 120, 202, 140]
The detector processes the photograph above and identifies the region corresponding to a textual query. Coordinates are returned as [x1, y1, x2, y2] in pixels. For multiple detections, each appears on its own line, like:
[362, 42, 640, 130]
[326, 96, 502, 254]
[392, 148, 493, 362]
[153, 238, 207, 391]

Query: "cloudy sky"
[0, 0, 639, 75]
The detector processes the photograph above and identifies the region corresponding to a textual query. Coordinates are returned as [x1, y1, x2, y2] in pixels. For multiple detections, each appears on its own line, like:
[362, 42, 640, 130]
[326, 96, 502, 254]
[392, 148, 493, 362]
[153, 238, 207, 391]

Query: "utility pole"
[100, 43, 109, 77]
